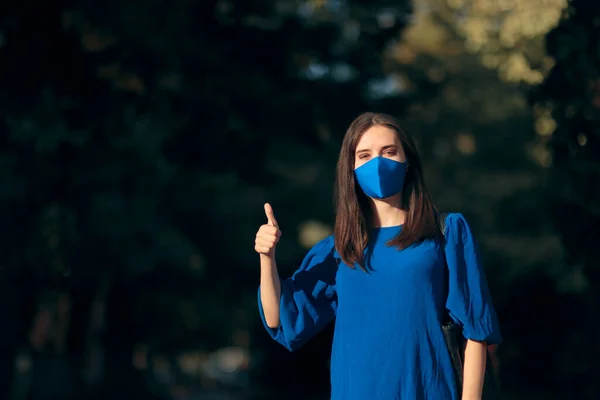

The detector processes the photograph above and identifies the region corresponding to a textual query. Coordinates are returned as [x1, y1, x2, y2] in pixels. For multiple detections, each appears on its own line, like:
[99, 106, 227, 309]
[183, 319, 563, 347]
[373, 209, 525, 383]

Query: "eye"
[384, 149, 397, 156]
[358, 153, 370, 159]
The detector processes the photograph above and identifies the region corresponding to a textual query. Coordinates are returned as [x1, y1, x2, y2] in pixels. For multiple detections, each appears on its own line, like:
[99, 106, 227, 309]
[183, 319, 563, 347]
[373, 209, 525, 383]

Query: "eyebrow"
[356, 144, 397, 154]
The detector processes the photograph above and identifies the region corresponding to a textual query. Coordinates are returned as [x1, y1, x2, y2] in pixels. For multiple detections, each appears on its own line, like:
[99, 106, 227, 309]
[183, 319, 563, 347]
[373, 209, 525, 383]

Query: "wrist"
[260, 252, 276, 262]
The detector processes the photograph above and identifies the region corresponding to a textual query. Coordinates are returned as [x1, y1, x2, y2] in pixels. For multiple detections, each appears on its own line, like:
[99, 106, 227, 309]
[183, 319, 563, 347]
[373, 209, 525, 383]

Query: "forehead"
[355, 125, 399, 150]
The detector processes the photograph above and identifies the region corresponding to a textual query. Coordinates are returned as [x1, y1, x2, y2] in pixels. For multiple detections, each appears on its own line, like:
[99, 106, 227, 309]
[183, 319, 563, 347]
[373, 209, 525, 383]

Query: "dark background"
[1, 0, 598, 399]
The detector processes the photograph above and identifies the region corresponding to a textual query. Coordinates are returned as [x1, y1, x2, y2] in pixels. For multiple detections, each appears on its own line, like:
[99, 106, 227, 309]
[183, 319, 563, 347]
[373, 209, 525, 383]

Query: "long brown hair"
[334, 112, 439, 271]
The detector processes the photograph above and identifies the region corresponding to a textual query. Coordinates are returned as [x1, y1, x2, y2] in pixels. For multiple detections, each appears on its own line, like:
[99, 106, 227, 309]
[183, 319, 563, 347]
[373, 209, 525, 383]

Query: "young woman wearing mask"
[255, 112, 502, 400]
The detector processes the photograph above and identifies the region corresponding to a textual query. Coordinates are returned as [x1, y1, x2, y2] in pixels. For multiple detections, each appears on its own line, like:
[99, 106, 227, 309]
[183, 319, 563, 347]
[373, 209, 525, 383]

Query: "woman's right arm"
[255, 204, 283, 328]
[259, 253, 282, 328]
[255, 203, 338, 351]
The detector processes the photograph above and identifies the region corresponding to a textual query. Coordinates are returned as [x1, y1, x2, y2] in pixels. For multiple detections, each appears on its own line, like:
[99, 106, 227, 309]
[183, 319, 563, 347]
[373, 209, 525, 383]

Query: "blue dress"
[258, 213, 502, 400]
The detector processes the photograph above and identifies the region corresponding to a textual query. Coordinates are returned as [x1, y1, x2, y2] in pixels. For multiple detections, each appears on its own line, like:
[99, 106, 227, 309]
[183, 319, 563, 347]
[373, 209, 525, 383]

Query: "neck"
[370, 193, 407, 227]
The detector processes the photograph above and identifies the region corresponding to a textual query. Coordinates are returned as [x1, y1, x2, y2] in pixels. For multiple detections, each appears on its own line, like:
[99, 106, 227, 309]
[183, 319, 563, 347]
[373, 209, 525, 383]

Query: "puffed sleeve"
[444, 213, 503, 344]
[258, 235, 338, 351]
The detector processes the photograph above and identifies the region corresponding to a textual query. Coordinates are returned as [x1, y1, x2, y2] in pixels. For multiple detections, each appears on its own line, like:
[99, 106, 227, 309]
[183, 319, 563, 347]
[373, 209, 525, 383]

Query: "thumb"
[264, 203, 279, 228]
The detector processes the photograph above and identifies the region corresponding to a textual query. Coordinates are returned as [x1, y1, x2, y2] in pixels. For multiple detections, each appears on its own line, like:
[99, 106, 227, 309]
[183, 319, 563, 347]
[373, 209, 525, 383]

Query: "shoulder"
[297, 234, 338, 273]
[315, 234, 335, 248]
[442, 212, 473, 242]
[443, 212, 469, 226]
[306, 234, 336, 256]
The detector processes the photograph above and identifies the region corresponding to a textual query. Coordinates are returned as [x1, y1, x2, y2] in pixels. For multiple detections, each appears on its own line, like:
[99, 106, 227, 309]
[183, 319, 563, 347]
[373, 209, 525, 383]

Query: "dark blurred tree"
[533, 0, 600, 398]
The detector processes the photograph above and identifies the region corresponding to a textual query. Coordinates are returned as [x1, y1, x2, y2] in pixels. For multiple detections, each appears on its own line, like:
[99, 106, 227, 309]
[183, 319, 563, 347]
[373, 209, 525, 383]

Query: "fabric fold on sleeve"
[258, 235, 338, 351]
[444, 213, 503, 345]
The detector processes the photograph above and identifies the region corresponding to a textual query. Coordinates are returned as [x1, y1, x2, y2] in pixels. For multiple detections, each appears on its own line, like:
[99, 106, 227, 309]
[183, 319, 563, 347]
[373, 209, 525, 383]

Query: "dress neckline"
[371, 224, 402, 244]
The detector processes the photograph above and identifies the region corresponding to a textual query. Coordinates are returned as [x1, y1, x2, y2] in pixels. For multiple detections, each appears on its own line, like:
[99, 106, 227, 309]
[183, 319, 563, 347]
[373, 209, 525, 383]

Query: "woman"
[255, 112, 502, 400]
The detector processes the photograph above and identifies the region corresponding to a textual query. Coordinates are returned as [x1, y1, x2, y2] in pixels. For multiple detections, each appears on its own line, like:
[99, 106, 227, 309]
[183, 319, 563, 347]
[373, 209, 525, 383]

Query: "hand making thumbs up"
[255, 203, 281, 257]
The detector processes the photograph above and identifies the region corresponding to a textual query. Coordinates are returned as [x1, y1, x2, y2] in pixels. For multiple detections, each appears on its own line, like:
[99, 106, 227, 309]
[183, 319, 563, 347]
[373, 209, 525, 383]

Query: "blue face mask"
[354, 157, 408, 199]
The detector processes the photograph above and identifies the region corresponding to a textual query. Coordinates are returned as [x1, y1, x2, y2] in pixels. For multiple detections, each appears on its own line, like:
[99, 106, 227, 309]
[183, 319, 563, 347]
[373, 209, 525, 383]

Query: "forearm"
[461, 339, 487, 400]
[259, 254, 282, 328]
